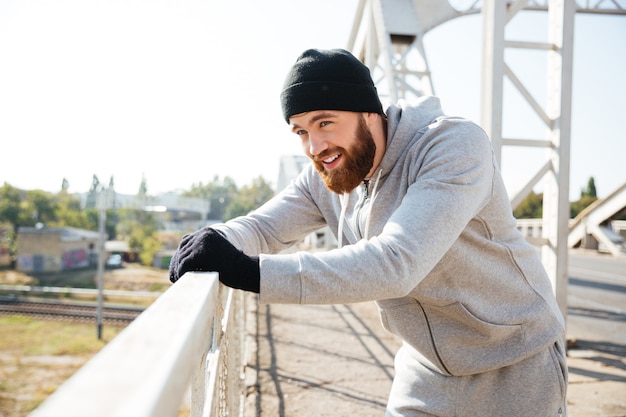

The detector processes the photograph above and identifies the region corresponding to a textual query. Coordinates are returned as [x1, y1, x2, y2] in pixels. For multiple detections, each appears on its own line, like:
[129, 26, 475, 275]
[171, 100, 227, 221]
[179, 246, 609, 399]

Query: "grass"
[0, 315, 191, 417]
[0, 315, 123, 417]
[0, 315, 120, 355]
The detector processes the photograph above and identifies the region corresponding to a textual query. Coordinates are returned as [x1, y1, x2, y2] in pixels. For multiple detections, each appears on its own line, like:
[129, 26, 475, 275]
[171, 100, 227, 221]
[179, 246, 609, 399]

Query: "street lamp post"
[96, 198, 106, 339]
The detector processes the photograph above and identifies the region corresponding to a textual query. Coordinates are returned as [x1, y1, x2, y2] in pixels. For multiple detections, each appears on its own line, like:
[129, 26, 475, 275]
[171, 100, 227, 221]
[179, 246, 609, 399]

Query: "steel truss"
[348, 0, 623, 326]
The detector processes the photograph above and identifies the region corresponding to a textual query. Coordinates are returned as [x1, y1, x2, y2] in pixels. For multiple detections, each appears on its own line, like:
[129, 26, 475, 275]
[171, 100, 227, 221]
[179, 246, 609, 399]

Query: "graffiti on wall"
[17, 249, 89, 272]
[18, 255, 34, 272]
[63, 249, 88, 269]
[17, 254, 55, 272]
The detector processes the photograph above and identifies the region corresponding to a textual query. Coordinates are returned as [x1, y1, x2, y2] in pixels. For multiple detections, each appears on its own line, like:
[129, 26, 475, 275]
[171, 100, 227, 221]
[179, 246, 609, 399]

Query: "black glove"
[169, 227, 260, 293]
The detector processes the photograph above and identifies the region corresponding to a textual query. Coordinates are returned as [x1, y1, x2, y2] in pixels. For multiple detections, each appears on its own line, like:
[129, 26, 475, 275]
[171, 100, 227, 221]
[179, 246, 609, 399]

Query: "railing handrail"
[28, 272, 246, 417]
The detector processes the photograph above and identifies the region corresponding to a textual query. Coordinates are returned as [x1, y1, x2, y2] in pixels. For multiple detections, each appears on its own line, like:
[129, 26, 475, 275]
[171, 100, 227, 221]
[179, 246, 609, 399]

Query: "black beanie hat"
[280, 48, 384, 123]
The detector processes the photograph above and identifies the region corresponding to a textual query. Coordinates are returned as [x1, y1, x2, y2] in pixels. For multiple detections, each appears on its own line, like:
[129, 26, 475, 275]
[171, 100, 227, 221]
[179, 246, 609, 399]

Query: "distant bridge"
[517, 182, 626, 256]
[568, 182, 626, 256]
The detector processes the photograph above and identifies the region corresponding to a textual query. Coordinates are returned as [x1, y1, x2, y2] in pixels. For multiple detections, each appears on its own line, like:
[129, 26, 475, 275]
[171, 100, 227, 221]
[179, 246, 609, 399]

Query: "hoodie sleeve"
[213, 165, 330, 256]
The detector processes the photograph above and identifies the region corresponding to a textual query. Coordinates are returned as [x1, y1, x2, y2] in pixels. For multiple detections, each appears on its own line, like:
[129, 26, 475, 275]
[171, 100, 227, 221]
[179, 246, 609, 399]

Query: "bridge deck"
[244, 250, 626, 417]
[245, 301, 399, 417]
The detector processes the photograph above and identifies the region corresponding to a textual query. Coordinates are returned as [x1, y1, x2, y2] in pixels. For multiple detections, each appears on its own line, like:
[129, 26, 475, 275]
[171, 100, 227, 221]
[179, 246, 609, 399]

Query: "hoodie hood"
[378, 96, 445, 179]
[336, 96, 445, 247]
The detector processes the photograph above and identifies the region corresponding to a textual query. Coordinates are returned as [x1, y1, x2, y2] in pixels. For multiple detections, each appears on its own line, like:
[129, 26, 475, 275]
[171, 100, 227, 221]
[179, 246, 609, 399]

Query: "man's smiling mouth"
[321, 154, 342, 169]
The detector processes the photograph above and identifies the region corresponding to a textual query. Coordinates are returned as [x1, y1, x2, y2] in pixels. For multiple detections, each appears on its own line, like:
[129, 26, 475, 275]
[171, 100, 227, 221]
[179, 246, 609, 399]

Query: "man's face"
[290, 110, 376, 194]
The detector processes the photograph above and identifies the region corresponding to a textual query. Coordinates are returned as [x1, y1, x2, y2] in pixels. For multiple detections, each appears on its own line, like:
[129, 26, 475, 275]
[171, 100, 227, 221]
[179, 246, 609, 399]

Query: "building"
[17, 226, 100, 273]
[277, 155, 309, 192]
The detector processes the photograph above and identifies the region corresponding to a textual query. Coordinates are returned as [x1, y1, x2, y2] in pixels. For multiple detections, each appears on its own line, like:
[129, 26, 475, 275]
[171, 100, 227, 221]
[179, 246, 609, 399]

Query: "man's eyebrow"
[290, 112, 337, 132]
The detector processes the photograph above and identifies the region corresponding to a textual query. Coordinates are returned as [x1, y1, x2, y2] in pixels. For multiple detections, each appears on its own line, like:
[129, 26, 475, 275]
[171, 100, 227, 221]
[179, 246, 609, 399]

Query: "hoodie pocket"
[378, 298, 527, 376]
[378, 298, 449, 373]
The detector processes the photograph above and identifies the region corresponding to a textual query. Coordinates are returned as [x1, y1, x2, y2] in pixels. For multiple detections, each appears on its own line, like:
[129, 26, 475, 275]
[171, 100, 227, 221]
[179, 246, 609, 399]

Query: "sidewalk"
[566, 339, 626, 416]
[244, 297, 626, 417]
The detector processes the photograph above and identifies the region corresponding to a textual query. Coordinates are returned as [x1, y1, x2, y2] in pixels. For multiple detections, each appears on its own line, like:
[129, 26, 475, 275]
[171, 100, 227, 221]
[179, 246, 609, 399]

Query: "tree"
[134, 230, 162, 266]
[85, 175, 102, 209]
[513, 191, 543, 219]
[571, 176, 599, 218]
[227, 176, 275, 219]
[0, 184, 23, 262]
[0, 174, 276, 268]
[116, 207, 162, 266]
[183, 175, 238, 220]
[61, 178, 70, 192]
[137, 174, 148, 199]
[0, 183, 24, 235]
[134, 173, 155, 208]
[50, 192, 91, 229]
[581, 177, 597, 198]
[106, 176, 117, 209]
[513, 177, 602, 219]
[24, 190, 57, 225]
[0, 186, 59, 230]
[0, 184, 81, 263]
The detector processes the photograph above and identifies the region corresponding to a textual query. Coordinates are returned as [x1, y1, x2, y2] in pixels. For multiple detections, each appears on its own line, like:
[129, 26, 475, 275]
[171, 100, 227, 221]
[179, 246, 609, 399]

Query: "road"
[565, 250, 626, 417]
[567, 250, 626, 345]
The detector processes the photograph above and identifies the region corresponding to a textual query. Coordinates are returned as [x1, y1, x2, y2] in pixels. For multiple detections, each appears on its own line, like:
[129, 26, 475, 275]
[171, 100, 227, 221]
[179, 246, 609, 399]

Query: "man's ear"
[363, 111, 379, 127]
[363, 112, 380, 128]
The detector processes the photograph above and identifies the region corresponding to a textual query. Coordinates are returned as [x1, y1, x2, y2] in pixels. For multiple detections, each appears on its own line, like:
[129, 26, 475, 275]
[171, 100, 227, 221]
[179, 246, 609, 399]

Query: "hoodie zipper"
[337, 170, 382, 247]
[352, 180, 369, 239]
[355, 180, 372, 238]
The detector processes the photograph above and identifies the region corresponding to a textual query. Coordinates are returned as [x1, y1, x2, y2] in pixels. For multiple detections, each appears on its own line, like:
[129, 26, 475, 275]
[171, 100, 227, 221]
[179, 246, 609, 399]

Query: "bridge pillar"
[481, 0, 574, 327]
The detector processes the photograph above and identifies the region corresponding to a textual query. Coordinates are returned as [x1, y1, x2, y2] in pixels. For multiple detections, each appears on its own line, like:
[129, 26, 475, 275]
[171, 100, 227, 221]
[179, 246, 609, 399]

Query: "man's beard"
[313, 116, 376, 194]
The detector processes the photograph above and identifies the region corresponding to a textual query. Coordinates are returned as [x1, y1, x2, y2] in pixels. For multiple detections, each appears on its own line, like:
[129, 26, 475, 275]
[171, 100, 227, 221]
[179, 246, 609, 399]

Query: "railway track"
[0, 296, 144, 325]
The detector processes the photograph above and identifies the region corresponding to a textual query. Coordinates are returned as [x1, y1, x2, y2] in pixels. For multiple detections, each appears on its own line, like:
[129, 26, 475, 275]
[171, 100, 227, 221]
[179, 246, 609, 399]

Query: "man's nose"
[308, 133, 328, 156]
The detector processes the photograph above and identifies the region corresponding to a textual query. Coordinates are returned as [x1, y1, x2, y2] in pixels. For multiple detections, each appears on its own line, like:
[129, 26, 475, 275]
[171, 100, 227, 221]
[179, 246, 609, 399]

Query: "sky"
[0, 0, 624, 201]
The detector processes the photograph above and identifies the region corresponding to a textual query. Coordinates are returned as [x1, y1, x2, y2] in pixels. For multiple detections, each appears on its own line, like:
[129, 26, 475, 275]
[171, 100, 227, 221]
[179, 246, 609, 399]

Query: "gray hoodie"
[216, 96, 565, 377]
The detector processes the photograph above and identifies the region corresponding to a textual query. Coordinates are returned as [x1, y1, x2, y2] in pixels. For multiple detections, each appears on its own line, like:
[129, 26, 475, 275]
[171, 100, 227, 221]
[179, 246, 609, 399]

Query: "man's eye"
[320, 121, 331, 127]
[295, 129, 307, 136]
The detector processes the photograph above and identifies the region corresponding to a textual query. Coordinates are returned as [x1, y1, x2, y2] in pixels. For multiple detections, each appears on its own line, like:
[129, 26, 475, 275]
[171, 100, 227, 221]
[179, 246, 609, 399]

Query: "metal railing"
[0, 284, 163, 299]
[28, 272, 248, 417]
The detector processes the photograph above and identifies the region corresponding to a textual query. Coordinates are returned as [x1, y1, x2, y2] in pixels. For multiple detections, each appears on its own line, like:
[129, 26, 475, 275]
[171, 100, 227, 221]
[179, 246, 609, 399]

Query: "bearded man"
[169, 48, 568, 417]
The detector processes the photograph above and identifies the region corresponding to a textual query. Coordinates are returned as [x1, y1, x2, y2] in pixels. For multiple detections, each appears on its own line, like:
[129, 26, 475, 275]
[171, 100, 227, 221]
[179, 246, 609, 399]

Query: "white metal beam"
[541, 0, 576, 323]
[351, 0, 624, 337]
[348, 0, 453, 104]
[480, 0, 506, 166]
[480, 0, 575, 325]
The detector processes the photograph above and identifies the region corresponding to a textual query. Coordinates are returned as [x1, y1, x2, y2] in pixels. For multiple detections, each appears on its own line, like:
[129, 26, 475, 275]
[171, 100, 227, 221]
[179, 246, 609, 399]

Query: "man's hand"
[169, 227, 260, 293]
